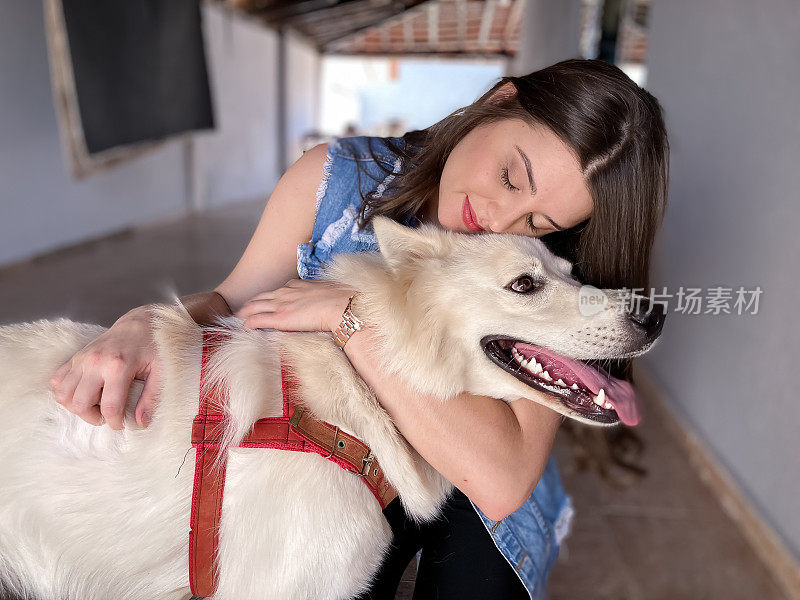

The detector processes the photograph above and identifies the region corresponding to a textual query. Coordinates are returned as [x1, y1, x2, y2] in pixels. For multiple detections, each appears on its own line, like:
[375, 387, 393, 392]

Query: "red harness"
[188, 330, 397, 597]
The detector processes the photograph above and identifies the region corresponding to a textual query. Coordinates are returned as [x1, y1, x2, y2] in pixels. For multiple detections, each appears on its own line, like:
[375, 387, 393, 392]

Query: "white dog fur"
[0, 217, 657, 600]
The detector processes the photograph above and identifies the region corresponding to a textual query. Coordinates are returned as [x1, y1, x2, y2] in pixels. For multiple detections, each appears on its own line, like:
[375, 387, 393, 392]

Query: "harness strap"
[188, 329, 398, 597]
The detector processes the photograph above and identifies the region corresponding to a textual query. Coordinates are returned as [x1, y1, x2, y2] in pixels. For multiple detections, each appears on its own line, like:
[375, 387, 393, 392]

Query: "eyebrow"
[514, 144, 565, 231]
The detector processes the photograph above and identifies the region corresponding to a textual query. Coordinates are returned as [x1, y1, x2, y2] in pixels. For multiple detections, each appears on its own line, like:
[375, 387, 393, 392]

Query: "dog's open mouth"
[481, 336, 640, 426]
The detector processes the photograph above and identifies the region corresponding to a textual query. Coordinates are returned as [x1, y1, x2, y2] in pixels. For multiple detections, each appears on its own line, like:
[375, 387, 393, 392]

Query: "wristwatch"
[332, 293, 365, 349]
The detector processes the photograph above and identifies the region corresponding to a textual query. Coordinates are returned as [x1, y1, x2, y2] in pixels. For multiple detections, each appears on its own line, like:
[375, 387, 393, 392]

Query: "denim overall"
[297, 136, 574, 600]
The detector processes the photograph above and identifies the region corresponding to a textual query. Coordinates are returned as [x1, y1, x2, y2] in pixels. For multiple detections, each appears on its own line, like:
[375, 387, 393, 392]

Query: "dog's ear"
[372, 216, 448, 270]
[552, 255, 574, 277]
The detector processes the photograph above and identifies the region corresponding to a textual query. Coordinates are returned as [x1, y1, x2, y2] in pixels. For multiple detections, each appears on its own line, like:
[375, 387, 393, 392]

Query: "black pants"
[354, 489, 529, 600]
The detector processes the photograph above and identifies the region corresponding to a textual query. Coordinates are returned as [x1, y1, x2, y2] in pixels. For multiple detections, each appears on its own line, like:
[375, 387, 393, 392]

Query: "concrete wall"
[0, 1, 319, 267]
[194, 4, 282, 211]
[643, 0, 800, 558]
[284, 29, 321, 166]
[0, 0, 187, 266]
[509, 0, 582, 75]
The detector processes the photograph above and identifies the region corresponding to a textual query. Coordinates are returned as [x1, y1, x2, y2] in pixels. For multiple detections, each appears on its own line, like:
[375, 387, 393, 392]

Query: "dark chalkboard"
[60, 0, 215, 154]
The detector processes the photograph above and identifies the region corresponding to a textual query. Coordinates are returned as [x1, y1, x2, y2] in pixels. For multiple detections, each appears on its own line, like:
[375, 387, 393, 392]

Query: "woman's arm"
[342, 326, 563, 522]
[238, 279, 564, 522]
[214, 143, 328, 313]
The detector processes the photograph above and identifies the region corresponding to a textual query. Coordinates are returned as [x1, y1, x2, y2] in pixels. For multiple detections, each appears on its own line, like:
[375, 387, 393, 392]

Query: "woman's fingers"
[240, 290, 277, 307]
[241, 298, 306, 330]
[238, 281, 330, 317]
[237, 298, 277, 319]
[52, 365, 80, 406]
[99, 368, 136, 430]
[238, 281, 356, 332]
[70, 370, 105, 426]
[49, 360, 72, 390]
[135, 361, 162, 429]
[47, 308, 159, 430]
[242, 312, 281, 331]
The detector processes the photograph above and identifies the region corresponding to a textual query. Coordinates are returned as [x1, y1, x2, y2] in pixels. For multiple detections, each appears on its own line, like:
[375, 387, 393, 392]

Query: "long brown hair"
[351, 59, 670, 484]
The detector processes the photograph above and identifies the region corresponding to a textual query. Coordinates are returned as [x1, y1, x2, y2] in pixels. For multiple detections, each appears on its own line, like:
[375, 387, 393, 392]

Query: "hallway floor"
[0, 199, 789, 600]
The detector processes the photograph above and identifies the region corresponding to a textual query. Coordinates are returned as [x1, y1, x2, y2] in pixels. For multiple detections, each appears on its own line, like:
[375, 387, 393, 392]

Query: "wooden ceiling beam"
[304, 7, 398, 38]
[403, 11, 414, 46]
[330, 49, 513, 58]
[319, 0, 428, 47]
[242, 0, 522, 58]
[478, 0, 496, 49]
[456, 0, 467, 47]
[272, 0, 403, 27]
[504, 0, 523, 51]
[254, 0, 341, 24]
[259, 2, 344, 26]
[428, 2, 438, 46]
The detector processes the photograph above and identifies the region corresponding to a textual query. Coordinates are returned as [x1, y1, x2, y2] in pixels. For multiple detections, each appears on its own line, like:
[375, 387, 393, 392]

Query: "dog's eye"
[507, 276, 541, 294]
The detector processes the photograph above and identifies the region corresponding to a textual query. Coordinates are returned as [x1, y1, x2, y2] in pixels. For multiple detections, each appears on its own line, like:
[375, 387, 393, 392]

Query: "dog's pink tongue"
[514, 343, 641, 426]
[596, 377, 640, 426]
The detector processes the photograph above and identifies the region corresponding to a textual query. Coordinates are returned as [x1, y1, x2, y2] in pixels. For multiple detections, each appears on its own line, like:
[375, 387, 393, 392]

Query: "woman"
[49, 59, 669, 599]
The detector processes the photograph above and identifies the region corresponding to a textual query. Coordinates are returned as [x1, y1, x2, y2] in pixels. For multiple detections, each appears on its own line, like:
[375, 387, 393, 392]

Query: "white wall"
[644, 0, 800, 558]
[509, 0, 582, 75]
[194, 4, 282, 210]
[284, 29, 321, 165]
[0, 1, 319, 267]
[0, 0, 187, 266]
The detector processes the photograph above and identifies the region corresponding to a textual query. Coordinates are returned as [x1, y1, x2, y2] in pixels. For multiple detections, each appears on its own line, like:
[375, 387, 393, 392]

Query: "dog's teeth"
[593, 388, 606, 406]
[603, 400, 614, 410]
[540, 370, 552, 381]
[531, 362, 543, 374]
[520, 358, 529, 367]
[555, 379, 566, 387]
[571, 383, 579, 390]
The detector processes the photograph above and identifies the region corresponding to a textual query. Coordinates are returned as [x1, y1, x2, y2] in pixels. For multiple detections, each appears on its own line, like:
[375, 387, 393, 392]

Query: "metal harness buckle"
[360, 453, 375, 478]
[288, 406, 304, 428]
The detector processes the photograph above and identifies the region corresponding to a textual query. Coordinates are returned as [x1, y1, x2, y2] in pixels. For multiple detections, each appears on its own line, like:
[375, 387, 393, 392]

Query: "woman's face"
[428, 119, 593, 237]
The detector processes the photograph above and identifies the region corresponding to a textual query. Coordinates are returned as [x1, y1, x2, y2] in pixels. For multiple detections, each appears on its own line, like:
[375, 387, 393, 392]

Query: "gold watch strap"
[332, 294, 364, 349]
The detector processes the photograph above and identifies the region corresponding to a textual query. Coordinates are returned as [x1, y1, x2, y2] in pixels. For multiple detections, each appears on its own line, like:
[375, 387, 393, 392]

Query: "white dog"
[0, 217, 663, 600]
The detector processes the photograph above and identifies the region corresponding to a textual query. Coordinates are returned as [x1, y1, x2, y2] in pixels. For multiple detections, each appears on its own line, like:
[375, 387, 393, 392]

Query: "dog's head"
[326, 217, 665, 427]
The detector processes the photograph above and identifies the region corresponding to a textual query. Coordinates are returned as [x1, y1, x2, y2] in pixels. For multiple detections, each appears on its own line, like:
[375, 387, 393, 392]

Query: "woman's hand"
[48, 306, 162, 430]
[236, 279, 356, 333]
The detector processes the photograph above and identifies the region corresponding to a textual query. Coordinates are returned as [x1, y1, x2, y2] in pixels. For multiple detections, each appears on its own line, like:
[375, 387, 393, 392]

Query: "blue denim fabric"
[297, 135, 574, 599]
[296, 135, 415, 280]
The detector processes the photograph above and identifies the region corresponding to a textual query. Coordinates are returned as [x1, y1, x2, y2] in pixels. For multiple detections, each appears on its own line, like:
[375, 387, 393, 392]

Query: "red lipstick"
[462, 195, 485, 232]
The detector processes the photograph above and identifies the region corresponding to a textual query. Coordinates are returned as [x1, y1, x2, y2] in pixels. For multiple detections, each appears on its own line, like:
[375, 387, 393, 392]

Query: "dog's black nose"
[628, 296, 666, 340]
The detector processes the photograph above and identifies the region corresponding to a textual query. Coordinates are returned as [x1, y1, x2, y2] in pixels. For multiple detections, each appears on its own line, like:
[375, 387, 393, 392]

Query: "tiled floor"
[546, 394, 788, 600]
[0, 199, 789, 600]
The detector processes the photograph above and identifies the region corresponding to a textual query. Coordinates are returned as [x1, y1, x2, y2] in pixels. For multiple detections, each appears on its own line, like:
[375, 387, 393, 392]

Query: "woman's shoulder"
[328, 135, 407, 167]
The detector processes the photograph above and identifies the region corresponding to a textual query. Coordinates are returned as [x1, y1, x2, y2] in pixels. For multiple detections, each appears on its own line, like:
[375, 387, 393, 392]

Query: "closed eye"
[502, 164, 552, 235]
[526, 215, 543, 234]
[501, 165, 519, 192]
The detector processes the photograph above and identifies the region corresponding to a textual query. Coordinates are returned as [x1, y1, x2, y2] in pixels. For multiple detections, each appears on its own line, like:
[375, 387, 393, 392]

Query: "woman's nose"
[483, 196, 525, 233]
